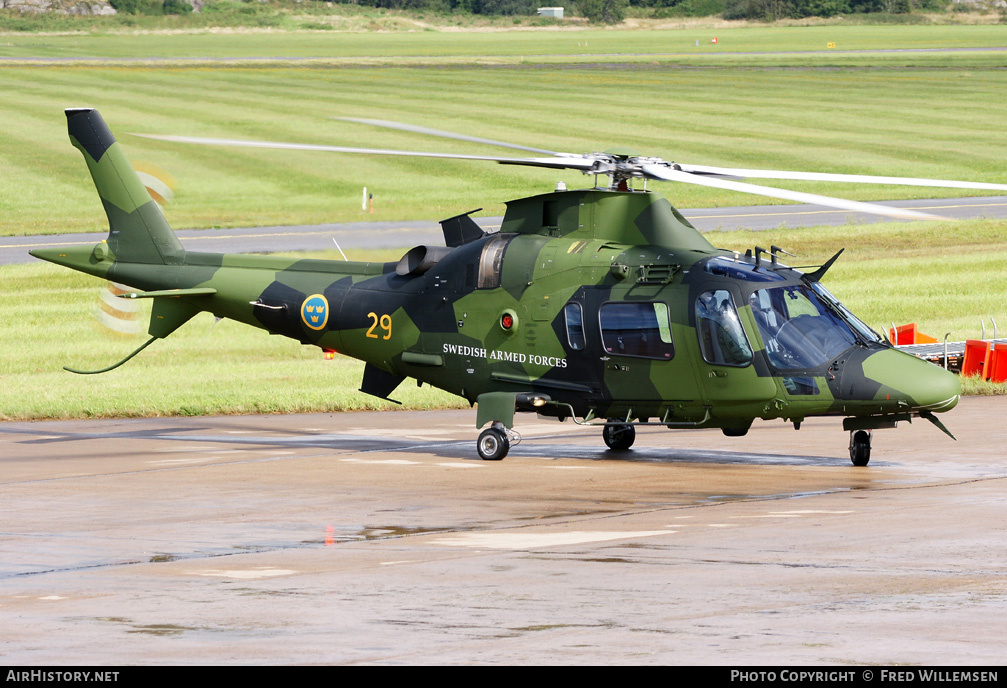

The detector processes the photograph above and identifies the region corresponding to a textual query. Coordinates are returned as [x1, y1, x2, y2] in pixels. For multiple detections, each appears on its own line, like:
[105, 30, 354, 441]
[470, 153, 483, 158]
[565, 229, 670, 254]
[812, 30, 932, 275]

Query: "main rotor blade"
[134, 134, 597, 171]
[336, 118, 567, 157]
[678, 163, 1007, 192]
[643, 165, 944, 221]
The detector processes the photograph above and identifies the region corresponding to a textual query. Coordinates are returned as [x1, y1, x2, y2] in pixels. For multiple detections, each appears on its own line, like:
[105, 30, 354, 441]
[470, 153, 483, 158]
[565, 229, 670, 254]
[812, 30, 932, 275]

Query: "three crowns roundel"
[300, 294, 329, 331]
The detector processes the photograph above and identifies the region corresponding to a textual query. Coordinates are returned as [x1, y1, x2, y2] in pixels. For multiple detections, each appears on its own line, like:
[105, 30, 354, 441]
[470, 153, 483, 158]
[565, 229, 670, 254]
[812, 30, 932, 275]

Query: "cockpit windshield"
[749, 284, 857, 370]
[811, 282, 885, 345]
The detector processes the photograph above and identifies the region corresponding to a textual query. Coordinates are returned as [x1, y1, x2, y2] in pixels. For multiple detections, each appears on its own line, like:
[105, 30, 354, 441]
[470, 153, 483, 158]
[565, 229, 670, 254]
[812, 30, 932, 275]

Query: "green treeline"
[6, 0, 959, 28]
[321, 0, 948, 21]
[719, 0, 947, 20]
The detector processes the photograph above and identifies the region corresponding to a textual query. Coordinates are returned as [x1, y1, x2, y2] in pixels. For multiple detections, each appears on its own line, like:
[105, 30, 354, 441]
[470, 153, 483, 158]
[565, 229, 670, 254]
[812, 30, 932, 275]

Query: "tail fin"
[65, 108, 184, 265]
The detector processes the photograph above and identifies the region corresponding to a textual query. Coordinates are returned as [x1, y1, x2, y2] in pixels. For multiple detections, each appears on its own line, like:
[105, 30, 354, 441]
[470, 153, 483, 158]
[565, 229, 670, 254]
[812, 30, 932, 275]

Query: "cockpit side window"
[695, 289, 753, 367]
[599, 302, 674, 360]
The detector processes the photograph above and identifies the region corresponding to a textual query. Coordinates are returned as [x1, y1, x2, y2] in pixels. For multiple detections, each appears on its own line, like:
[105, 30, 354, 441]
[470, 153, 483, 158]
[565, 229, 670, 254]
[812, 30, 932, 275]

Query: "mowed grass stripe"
[3, 62, 1007, 234]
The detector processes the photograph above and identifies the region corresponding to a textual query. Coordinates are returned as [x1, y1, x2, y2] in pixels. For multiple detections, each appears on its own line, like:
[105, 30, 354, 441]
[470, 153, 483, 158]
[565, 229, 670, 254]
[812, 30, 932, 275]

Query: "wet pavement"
[1, 398, 1005, 664]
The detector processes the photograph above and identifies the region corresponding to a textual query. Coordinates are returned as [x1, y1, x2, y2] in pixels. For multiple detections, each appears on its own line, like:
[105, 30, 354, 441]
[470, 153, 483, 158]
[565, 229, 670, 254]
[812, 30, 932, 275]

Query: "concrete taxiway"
[6, 196, 1006, 266]
[1, 398, 1005, 665]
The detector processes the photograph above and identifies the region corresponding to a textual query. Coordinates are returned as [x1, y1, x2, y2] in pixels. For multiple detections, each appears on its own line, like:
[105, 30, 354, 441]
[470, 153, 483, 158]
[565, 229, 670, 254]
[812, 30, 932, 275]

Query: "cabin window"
[564, 303, 585, 350]
[695, 290, 753, 367]
[599, 302, 674, 360]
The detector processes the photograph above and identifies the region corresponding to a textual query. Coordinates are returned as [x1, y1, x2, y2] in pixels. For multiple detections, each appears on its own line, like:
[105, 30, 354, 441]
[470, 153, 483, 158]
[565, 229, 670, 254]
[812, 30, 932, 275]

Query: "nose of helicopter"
[862, 349, 961, 413]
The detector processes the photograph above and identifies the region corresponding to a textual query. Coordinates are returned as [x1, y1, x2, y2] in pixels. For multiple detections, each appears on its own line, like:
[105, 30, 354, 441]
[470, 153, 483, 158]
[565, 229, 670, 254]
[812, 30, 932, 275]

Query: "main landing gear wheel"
[849, 430, 872, 466]
[603, 422, 636, 451]
[477, 424, 509, 461]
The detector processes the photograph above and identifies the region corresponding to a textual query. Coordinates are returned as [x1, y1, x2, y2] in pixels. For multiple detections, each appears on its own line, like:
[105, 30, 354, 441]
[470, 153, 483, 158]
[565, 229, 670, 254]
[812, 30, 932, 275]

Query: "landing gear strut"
[849, 429, 872, 466]
[603, 421, 636, 451]
[477, 422, 510, 461]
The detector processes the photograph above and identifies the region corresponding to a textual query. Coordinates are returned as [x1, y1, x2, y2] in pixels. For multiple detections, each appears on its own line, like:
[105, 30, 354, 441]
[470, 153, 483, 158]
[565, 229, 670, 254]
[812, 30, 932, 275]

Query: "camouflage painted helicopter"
[35, 108, 1003, 464]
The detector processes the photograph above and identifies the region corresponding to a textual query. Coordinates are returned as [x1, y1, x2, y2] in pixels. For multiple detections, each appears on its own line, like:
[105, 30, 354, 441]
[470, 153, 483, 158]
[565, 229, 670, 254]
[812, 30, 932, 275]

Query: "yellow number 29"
[366, 312, 392, 340]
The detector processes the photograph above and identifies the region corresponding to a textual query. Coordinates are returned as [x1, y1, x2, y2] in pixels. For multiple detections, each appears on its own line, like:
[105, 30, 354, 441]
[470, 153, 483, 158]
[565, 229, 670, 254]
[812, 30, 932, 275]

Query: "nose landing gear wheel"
[850, 429, 871, 466]
[603, 422, 636, 451]
[477, 425, 509, 461]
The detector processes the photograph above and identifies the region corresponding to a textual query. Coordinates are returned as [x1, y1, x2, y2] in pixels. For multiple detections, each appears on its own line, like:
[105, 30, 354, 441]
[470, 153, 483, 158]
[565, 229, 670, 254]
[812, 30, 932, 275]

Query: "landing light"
[515, 393, 551, 410]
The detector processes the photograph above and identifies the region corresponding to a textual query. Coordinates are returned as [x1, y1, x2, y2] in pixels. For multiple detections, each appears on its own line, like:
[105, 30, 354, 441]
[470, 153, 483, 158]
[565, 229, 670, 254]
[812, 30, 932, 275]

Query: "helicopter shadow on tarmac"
[3, 421, 847, 467]
[155, 426, 850, 466]
[434, 437, 850, 467]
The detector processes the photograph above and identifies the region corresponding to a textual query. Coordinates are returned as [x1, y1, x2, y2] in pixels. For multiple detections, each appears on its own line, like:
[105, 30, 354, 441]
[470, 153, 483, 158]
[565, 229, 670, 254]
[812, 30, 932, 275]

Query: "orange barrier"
[988, 343, 1007, 383]
[889, 323, 939, 346]
[962, 339, 992, 379]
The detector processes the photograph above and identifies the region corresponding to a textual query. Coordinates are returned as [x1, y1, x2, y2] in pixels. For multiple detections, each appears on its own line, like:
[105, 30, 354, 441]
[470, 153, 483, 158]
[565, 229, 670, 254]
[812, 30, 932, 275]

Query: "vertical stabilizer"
[66, 108, 184, 265]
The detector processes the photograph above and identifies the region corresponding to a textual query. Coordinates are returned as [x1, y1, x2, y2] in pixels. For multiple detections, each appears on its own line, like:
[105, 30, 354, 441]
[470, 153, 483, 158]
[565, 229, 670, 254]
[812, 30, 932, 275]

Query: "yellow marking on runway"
[5, 205, 1002, 251]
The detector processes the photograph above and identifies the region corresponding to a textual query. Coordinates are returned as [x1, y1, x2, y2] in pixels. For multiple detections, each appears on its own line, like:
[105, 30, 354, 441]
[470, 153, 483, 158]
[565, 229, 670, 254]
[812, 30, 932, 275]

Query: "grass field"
[1, 21, 1005, 418]
[2, 54, 1006, 235]
[2, 24, 1007, 60]
[1, 24, 1006, 237]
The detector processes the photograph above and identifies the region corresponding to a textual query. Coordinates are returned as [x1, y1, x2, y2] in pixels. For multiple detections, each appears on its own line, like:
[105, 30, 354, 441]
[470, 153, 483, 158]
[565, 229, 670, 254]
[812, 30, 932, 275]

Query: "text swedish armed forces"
[442, 343, 568, 369]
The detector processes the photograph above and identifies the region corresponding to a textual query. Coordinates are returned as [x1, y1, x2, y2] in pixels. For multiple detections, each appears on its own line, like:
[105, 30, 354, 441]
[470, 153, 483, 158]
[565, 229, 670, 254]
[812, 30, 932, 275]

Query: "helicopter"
[32, 108, 1002, 465]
